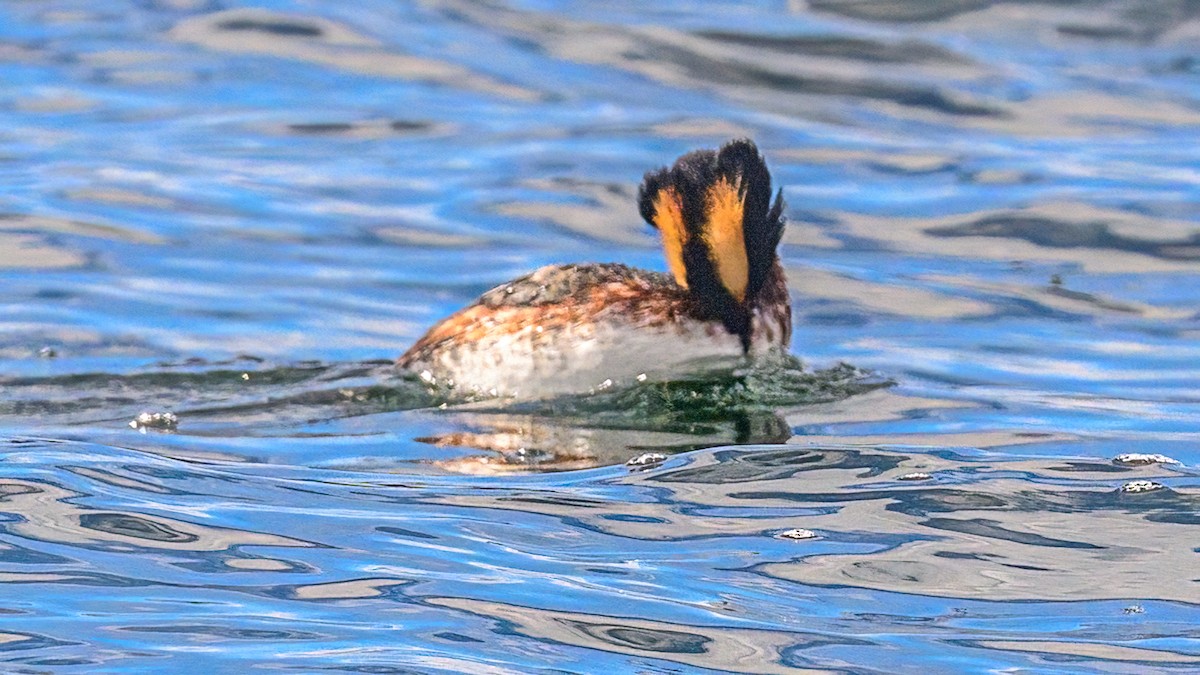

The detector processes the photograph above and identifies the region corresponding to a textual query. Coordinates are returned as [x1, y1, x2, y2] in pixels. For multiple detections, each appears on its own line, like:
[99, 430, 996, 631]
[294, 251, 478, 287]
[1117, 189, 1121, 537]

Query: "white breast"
[406, 307, 789, 401]
[409, 322, 711, 400]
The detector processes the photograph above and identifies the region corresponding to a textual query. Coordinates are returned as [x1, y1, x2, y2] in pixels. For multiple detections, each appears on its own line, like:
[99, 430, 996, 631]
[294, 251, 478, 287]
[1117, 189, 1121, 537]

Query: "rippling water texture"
[1, 1, 1199, 672]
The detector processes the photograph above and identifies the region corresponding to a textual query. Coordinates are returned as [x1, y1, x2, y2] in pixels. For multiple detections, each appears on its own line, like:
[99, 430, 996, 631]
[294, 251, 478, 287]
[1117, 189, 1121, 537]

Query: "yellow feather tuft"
[702, 176, 749, 302]
[651, 187, 689, 288]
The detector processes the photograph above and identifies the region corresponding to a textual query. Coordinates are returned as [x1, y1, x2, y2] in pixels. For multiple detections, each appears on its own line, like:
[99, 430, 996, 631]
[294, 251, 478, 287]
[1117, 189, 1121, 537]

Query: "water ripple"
[2, 0, 1199, 670]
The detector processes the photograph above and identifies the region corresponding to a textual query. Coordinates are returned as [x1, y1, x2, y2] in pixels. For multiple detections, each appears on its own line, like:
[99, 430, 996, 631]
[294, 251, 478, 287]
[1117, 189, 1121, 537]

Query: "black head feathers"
[637, 139, 786, 337]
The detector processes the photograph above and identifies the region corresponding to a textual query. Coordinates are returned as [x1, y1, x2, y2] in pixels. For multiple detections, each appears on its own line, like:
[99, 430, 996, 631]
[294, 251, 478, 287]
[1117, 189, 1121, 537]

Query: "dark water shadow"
[0, 356, 886, 473]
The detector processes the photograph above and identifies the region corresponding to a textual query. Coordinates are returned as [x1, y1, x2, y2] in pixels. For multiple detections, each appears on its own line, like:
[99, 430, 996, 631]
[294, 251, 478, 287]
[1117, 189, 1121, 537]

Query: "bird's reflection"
[420, 409, 794, 474]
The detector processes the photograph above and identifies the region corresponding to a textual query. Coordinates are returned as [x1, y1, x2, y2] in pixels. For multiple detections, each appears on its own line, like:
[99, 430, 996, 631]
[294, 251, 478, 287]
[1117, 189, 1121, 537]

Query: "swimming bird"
[398, 138, 791, 399]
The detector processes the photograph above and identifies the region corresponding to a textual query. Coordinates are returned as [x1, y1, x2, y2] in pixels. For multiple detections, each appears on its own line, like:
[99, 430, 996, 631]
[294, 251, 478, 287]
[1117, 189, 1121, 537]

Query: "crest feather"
[638, 139, 786, 339]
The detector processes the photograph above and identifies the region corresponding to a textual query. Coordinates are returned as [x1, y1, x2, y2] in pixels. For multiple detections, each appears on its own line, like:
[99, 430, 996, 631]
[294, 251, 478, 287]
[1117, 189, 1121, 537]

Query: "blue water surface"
[1, 0, 1200, 672]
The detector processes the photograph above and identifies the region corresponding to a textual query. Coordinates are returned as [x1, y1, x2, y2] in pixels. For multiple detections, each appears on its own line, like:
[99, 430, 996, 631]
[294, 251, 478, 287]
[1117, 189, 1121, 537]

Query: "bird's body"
[398, 139, 792, 400]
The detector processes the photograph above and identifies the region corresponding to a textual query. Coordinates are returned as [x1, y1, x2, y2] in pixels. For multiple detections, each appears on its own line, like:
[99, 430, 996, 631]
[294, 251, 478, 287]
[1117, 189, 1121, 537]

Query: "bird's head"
[638, 138, 786, 344]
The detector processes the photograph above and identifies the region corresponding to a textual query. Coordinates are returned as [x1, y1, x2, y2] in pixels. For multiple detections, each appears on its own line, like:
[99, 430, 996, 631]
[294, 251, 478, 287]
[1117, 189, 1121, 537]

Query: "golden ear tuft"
[701, 176, 749, 302]
[648, 186, 689, 289]
[640, 139, 782, 304]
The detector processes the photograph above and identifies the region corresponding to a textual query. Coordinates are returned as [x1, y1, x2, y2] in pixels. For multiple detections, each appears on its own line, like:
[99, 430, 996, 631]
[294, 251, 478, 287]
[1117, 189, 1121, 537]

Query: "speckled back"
[478, 263, 676, 309]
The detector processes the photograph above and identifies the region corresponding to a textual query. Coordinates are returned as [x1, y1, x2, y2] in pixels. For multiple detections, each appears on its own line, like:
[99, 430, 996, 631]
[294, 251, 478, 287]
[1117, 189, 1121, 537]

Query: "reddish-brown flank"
[397, 264, 700, 369]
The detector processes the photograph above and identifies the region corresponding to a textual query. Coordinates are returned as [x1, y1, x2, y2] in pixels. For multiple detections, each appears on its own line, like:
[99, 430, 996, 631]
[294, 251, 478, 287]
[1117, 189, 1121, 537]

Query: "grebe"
[398, 138, 791, 399]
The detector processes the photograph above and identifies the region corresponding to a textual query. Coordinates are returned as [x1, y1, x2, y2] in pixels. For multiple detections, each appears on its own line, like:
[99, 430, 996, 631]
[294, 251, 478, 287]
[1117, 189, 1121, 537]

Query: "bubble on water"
[626, 452, 667, 468]
[776, 528, 818, 541]
[1118, 480, 1165, 493]
[129, 411, 178, 431]
[1112, 453, 1179, 466]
